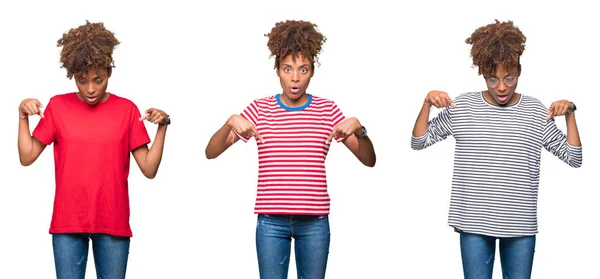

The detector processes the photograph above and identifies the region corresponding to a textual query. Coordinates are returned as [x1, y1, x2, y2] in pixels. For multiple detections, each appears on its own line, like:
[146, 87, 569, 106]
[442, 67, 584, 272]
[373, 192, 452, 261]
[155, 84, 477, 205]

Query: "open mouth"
[290, 87, 300, 94]
[497, 95, 509, 103]
[86, 96, 98, 103]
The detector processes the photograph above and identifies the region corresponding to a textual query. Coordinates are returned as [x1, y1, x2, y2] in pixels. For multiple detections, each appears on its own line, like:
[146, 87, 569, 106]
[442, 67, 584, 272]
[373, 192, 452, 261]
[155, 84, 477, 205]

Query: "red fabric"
[33, 93, 150, 237]
[234, 95, 346, 215]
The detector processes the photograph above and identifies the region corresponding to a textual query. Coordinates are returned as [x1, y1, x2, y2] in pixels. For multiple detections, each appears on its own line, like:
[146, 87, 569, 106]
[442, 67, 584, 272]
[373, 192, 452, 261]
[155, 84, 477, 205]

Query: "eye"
[79, 79, 87, 85]
[284, 68, 291, 73]
[96, 79, 103, 84]
[487, 77, 499, 83]
[300, 68, 308, 73]
[505, 76, 514, 83]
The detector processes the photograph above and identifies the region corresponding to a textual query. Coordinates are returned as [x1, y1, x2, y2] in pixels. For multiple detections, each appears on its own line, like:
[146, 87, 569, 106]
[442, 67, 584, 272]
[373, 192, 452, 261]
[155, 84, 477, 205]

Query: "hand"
[327, 117, 361, 143]
[227, 114, 264, 143]
[425, 90, 456, 108]
[139, 108, 169, 124]
[19, 98, 44, 118]
[546, 100, 573, 120]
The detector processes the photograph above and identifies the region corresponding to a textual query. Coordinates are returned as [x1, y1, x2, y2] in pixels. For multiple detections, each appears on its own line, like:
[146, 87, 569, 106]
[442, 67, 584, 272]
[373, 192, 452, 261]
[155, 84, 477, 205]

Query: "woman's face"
[75, 67, 110, 106]
[277, 54, 313, 104]
[484, 64, 520, 106]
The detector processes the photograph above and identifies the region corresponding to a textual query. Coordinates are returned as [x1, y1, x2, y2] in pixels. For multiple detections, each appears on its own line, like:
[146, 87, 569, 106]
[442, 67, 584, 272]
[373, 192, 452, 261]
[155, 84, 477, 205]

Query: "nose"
[87, 83, 95, 94]
[292, 71, 299, 82]
[497, 80, 507, 92]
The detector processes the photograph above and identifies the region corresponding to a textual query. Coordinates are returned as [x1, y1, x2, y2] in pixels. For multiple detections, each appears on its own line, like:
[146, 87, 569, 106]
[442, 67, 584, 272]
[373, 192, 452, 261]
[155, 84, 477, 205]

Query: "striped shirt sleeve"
[411, 106, 453, 150]
[233, 100, 260, 142]
[542, 117, 582, 168]
[330, 101, 346, 142]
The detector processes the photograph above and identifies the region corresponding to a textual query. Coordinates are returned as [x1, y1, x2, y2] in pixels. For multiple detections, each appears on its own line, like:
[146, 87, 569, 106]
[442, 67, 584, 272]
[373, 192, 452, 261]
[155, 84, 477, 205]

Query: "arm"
[18, 116, 48, 166]
[411, 91, 455, 150]
[131, 108, 169, 179]
[412, 102, 433, 137]
[341, 125, 376, 167]
[132, 124, 167, 179]
[205, 101, 263, 159]
[564, 112, 581, 147]
[411, 104, 453, 150]
[542, 113, 582, 168]
[205, 116, 241, 159]
[17, 98, 51, 166]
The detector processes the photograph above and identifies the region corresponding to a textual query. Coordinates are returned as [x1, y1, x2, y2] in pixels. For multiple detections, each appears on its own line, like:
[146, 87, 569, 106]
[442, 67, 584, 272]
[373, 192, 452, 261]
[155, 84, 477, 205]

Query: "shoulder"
[107, 93, 140, 109]
[248, 95, 277, 106]
[519, 94, 545, 108]
[48, 92, 76, 104]
[453, 91, 481, 104]
[310, 95, 338, 109]
[518, 94, 548, 115]
[445, 91, 481, 114]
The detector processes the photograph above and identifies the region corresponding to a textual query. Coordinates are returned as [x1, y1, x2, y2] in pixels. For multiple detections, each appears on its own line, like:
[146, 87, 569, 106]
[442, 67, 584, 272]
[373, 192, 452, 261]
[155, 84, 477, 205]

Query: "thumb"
[139, 114, 148, 121]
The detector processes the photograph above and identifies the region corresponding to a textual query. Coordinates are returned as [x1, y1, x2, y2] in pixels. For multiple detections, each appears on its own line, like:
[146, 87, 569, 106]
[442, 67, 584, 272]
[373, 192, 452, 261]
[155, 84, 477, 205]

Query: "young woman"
[205, 20, 376, 278]
[17, 21, 170, 279]
[411, 19, 582, 279]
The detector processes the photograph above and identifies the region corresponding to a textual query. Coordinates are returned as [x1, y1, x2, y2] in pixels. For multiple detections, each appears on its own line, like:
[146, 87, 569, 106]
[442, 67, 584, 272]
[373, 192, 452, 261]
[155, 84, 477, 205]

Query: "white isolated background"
[0, 0, 598, 278]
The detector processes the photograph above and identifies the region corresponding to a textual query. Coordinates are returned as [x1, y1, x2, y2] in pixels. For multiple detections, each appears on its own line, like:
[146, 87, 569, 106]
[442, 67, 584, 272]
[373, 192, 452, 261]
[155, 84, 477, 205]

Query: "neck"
[279, 93, 309, 108]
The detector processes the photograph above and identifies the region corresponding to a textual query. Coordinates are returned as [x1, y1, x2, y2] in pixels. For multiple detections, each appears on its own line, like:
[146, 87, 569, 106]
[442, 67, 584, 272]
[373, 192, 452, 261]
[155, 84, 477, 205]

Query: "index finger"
[546, 103, 555, 120]
[326, 130, 336, 143]
[35, 100, 45, 118]
[445, 95, 456, 108]
[252, 126, 264, 143]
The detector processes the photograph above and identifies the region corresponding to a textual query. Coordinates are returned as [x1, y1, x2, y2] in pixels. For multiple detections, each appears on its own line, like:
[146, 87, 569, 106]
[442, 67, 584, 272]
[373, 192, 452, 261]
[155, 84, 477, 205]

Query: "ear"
[107, 67, 113, 77]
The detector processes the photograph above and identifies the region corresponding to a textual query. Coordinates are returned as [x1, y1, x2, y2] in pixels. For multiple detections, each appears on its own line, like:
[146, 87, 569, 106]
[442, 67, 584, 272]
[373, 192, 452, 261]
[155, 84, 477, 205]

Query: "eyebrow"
[490, 72, 518, 78]
[78, 74, 106, 79]
[282, 64, 311, 68]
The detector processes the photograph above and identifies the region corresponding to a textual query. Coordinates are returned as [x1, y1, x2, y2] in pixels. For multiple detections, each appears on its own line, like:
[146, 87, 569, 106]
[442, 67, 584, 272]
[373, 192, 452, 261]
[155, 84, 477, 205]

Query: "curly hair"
[264, 20, 327, 69]
[56, 20, 120, 79]
[465, 19, 526, 77]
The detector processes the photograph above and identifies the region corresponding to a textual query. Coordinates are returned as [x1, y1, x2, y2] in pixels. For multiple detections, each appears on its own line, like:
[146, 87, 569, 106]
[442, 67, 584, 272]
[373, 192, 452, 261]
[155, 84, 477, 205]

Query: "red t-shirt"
[33, 93, 150, 237]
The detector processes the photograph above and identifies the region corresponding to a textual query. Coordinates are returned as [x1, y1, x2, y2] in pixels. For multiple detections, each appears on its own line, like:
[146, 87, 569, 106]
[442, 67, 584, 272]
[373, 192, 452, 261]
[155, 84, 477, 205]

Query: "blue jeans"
[460, 232, 536, 279]
[52, 233, 130, 279]
[256, 214, 330, 279]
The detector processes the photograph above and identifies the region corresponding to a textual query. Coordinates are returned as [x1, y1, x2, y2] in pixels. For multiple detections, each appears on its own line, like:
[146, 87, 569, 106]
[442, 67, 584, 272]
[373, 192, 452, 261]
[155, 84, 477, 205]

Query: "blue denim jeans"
[460, 232, 536, 279]
[256, 214, 330, 279]
[52, 233, 130, 279]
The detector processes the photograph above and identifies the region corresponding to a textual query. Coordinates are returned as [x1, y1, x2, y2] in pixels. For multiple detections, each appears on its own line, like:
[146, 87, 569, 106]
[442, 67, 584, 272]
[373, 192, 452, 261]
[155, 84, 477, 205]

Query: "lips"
[86, 96, 98, 103]
[290, 87, 300, 94]
[497, 95, 509, 103]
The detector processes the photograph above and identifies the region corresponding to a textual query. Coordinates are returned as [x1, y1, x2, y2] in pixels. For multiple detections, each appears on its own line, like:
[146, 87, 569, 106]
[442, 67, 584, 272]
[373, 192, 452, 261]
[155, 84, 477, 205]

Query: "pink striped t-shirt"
[235, 94, 345, 215]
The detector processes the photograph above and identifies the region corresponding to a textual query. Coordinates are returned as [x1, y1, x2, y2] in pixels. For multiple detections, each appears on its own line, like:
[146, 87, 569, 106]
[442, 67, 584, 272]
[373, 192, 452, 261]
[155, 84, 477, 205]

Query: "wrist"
[354, 125, 368, 139]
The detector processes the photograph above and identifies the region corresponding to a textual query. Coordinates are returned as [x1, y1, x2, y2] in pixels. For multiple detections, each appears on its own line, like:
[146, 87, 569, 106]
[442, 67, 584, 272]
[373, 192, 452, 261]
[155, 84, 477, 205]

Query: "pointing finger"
[445, 95, 456, 108]
[252, 126, 264, 143]
[326, 129, 336, 143]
